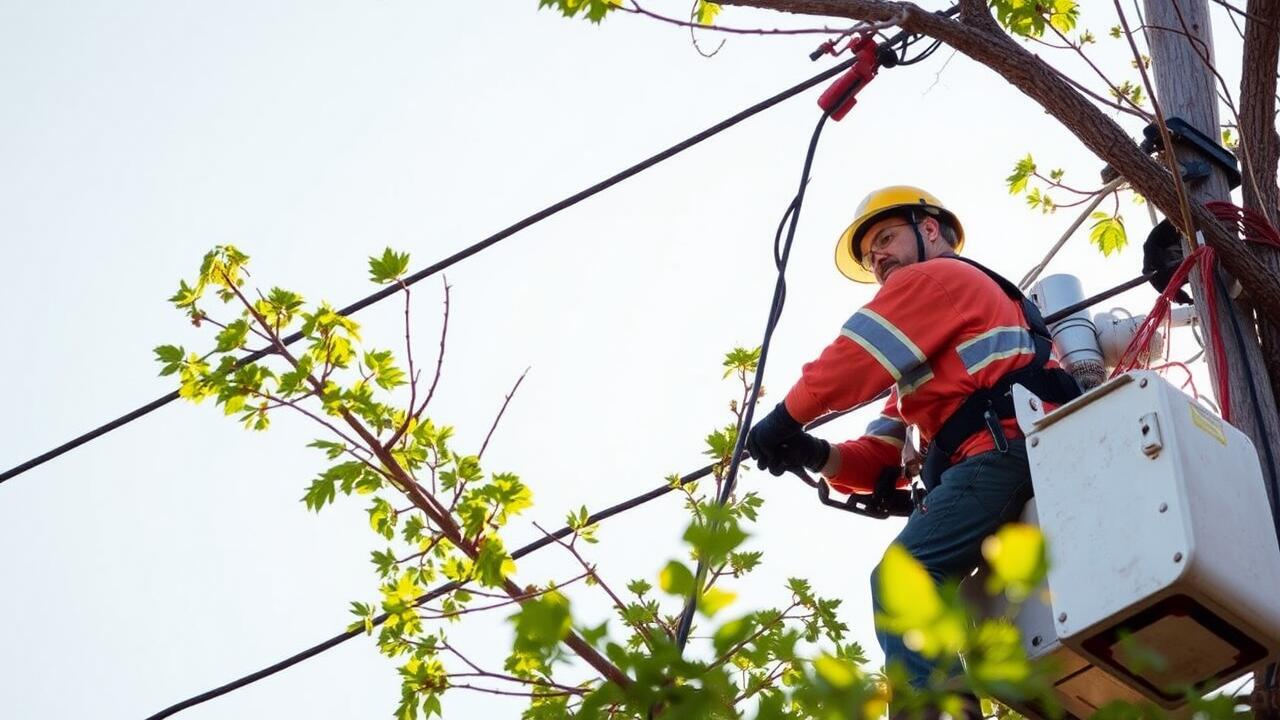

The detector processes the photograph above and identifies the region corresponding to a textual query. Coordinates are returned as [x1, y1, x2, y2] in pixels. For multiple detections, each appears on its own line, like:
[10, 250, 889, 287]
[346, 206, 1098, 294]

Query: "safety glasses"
[857, 223, 914, 271]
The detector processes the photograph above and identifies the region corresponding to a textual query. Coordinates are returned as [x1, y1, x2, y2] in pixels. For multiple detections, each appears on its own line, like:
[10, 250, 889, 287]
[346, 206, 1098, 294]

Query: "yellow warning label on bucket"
[1189, 402, 1227, 446]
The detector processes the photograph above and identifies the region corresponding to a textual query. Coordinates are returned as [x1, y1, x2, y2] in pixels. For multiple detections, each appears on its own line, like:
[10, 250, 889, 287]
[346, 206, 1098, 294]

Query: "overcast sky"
[0, 1, 1241, 718]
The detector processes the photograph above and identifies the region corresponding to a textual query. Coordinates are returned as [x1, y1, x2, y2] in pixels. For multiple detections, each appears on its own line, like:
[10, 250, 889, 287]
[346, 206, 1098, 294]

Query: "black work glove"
[746, 404, 831, 476]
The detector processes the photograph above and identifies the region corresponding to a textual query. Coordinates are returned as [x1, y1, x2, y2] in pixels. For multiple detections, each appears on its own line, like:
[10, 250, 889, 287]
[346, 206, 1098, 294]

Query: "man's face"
[858, 215, 932, 284]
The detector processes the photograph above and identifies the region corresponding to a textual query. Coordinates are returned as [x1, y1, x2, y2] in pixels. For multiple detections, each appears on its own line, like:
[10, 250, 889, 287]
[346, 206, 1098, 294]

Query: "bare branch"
[415, 276, 451, 418]
[1112, 1, 1199, 258]
[418, 572, 589, 619]
[718, 0, 1280, 397]
[533, 522, 657, 649]
[386, 277, 451, 451]
[448, 684, 579, 698]
[1046, 23, 1153, 120]
[446, 673, 588, 695]
[622, 0, 862, 35]
[479, 367, 531, 460]
[1210, 0, 1280, 30]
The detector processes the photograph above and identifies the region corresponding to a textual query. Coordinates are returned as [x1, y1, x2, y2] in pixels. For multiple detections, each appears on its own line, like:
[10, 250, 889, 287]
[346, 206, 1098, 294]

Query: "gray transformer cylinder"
[1029, 274, 1107, 390]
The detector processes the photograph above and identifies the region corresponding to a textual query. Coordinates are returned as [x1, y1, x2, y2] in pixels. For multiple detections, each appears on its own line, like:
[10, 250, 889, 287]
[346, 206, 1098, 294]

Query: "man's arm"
[820, 394, 906, 493]
[782, 267, 964, 425]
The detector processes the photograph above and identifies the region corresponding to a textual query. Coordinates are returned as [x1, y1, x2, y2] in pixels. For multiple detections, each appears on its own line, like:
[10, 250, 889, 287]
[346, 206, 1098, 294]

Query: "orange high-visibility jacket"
[783, 256, 1045, 494]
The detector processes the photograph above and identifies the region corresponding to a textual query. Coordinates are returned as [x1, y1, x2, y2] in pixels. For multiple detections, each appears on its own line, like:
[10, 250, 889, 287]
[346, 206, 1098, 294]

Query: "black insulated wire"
[139, 265, 1172, 718]
[674, 108, 835, 652]
[2, 9, 964, 488]
[897, 37, 944, 66]
[0, 58, 869, 489]
[144, 403, 869, 719]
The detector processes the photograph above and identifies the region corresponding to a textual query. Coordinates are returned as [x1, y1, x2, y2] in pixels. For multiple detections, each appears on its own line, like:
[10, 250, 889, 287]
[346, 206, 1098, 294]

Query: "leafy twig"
[534, 522, 657, 649]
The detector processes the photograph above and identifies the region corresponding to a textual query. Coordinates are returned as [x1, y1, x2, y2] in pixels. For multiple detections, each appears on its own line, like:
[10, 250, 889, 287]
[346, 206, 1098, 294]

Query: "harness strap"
[920, 257, 1082, 490]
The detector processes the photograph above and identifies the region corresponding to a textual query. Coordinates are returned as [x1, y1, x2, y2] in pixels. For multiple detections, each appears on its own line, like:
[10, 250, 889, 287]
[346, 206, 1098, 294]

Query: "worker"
[745, 186, 1080, 707]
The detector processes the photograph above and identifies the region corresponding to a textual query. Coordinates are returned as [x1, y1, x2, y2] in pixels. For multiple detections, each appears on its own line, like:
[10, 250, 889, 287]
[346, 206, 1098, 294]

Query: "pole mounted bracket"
[1100, 116, 1241, 190]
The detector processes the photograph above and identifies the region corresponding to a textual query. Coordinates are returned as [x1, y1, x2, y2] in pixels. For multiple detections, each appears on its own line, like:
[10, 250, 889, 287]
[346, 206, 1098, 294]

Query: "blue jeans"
[870, 440, 1032, 688]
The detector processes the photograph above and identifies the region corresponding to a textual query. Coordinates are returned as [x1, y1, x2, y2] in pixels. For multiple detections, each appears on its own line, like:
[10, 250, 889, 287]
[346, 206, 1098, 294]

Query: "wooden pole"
[1140, 0, 1280, 711]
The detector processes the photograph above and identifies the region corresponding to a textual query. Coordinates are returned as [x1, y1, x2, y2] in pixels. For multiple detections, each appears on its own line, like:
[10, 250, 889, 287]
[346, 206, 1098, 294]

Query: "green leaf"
[302, 475, 337, 511]
[712, 617, 757, 656]
[658, 561, 695, 595]
[198, 245, 250, 302]
[370, 548, 398, 578]
[697, 586, 737, 616]
[368, 498, 397, 540]
[214, 319, 251, 352]
[257, 287, 304, 329]
[1089, 212, 1128, 256]
[509, 589, 572, 654]
[539, 0, 621, 23]
[1005, 153, 1035, 195]
[729, 550, 763, 576]
[1047, 0, 1079, 34]
[368, 248, 411, 284]
[154, 345, 185, 376]
[703, 425, 738, 461]
[722, 346, 760, 378]
[990, 0, 1077, 38]
[694, 0, 720, 25]
[364, 349, 407, 390]
[813, 654, 859, 689]
[981, 523, 1049, 601]
[474, 536, 516, 587]
[684, 518, 747, 565]
[169, 278, 202, 309]
[626, 579, 651, 597]
[307, 439, 346, 459]
[874, 544, 967, 659]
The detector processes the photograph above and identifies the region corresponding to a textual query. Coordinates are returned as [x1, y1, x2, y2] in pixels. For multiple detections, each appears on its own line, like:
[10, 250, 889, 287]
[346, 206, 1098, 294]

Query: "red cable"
[1114, 203, 1280, 421]
[1110, 246, 1231, 417]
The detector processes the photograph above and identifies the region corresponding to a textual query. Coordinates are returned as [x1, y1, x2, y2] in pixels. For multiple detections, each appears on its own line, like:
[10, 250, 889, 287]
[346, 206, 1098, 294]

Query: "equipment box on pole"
[973, 371, 1280, 717]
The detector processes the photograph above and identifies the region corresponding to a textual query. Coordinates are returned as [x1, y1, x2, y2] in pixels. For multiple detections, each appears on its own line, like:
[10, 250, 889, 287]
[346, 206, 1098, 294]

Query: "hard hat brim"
[834, 204, 965, 284]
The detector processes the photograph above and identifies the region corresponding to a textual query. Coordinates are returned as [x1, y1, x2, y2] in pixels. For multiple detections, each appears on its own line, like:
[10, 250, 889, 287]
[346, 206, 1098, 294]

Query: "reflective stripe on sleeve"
[956, 326, 1036, 375]
[865, 414, 906, 448]
[896, 363, 934, 397]
[839, 308, 927, 381]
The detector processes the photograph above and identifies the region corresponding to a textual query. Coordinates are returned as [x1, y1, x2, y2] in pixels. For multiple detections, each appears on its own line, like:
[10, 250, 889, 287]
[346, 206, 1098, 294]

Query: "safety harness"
[813, 214, 1082, 515]
[919, 254, 1083, 491]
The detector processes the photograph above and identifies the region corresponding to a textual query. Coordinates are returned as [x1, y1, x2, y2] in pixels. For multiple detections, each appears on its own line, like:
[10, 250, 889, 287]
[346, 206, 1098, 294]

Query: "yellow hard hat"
[835, 185, 965, 283]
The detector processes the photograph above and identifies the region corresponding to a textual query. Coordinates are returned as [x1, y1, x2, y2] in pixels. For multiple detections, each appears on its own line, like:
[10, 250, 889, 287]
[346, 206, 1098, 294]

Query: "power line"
[137, 262, 1158, 718]
[0, 56, 865, 488]
[675, 105, 834, 651]
[142, 469, 707, 719]
[141, 404, 863, 719]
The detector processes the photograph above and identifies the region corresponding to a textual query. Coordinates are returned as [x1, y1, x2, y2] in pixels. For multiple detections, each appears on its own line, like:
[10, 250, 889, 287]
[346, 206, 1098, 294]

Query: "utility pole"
[1140, 1, 1280, 714]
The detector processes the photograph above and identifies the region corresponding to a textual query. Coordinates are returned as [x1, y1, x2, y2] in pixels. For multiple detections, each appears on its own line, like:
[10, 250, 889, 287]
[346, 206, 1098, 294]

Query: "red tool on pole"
[816, 35, 880, 121]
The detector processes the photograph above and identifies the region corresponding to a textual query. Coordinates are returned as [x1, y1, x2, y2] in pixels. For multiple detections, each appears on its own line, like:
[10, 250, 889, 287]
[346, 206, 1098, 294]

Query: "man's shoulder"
[888, 256, 991, 290]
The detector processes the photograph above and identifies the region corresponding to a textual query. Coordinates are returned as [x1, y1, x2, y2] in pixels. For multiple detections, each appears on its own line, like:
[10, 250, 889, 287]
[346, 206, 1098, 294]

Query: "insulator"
[1030, 274, 1107, 390]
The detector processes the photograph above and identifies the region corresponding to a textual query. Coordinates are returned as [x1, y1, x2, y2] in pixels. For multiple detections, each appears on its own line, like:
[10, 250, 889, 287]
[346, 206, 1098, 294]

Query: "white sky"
[0, 1, 1248, 718]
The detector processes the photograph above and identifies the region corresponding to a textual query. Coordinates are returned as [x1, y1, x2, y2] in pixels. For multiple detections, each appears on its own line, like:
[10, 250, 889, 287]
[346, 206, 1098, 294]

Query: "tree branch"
[1239, 0, 1280, 408]
[717, 0, 1280, 321]
[479, 367, 530, 460]
[225, 275, 633, 690]
[534, 522, 657, 650]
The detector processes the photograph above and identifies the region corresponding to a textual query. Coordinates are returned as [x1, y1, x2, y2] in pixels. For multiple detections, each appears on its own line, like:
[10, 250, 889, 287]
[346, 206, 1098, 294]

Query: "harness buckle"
[984, 408, 1010, 453]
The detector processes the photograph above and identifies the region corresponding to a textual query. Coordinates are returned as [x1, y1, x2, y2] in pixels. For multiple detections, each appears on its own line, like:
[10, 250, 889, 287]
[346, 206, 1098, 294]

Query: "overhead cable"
[143, 403, 865, 719]
[0, 57, 867, 488]
[141, 266, 1160, 718]
[673, 105, 833, 652]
